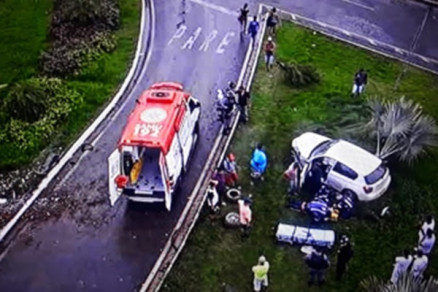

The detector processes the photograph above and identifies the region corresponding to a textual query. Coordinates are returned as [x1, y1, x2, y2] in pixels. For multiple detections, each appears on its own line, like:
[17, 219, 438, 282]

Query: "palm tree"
[360, 273, 438, 292]
[365, 97, 438, 164]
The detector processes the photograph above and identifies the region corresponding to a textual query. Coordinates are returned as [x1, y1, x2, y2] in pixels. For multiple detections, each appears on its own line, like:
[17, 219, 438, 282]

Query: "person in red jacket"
[264, 36, 276, 72]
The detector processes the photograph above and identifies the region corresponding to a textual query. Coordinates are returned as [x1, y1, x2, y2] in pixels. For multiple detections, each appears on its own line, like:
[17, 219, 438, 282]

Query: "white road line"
[188, 0, 239, 16]
[342, 0, 375, 11]
[342, 29, 351, 36]
[368, 39, 376, 45]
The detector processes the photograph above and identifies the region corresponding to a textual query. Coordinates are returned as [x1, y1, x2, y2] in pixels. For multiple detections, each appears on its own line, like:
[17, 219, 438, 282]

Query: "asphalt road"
[0, 1, 248, 291]
[0, 0, 437, 291]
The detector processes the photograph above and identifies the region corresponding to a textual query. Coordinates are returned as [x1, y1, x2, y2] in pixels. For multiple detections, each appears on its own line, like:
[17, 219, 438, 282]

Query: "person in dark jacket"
[237, 86, 250, 123]
[351, 68, 368, 97]
[305, 247, 330, 286]
[336, 235, 354, 281]
[248, 16, 260, 44]
[238, 3, 249, 33]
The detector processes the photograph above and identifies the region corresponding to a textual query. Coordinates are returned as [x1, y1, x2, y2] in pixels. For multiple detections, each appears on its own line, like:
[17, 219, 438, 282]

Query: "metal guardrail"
[141, 5, 269, 292]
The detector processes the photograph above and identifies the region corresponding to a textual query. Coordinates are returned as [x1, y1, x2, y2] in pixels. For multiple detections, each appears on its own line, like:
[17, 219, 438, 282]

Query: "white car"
[291, 132, 391, 201]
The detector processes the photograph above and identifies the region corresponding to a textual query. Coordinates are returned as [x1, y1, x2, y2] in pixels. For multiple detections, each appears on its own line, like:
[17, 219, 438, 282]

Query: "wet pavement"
[0, 0, 248, 291]
[1, 0, 437, 291]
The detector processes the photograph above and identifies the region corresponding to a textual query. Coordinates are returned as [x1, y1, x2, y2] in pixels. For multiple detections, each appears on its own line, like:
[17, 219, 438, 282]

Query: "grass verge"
[162, 22, 438, 291]
[0, 0, 140, 169]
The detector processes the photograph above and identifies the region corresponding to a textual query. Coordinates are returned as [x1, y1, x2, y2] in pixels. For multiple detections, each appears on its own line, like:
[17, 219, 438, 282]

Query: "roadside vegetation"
[0, 0, 139, 171]
[163, 22, 438, 291]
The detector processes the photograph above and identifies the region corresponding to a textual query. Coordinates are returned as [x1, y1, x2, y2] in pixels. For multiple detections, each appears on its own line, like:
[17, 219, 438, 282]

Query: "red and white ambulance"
[108, 82, 201, 211]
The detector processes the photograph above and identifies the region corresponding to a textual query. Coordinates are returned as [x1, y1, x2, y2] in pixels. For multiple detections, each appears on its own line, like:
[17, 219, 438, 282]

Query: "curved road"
[0, 0, 248, 291]
[0, 0, 437, 291]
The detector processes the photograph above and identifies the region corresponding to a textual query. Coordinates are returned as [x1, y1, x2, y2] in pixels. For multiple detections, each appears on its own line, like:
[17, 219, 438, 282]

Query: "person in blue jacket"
[250, 143, 267, 179]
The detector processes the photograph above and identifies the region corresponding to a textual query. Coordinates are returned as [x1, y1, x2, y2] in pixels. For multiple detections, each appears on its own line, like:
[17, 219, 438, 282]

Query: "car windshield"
[365, 164, 386, 184]
[310, 139, 338, 158]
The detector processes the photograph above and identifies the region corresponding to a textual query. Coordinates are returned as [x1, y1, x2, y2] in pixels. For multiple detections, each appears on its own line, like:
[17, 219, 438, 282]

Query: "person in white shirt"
[419, 215, 435, 240]
[419, 229, 436, 255]
[390, 249, 413, 284]
[206, 180, 220, 214]
[411, 249, 428, 279]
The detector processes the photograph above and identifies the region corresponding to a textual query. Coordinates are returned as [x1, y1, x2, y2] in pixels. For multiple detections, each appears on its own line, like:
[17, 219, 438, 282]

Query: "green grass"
[0, 0, 52, 88]
[0, 0, 140, 169]
[163, 22, 438, 292]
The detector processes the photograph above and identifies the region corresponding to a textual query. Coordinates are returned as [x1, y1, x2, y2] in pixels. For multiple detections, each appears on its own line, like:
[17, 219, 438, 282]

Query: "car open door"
[108, 149, 122, 206]
[299, 162, 310, 189]
[160, 152, 172, 211]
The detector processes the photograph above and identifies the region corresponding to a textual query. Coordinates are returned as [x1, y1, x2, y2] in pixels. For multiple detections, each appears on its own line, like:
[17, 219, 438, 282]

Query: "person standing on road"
[351, 68, 368, 97]
[418, 229, 436, 255]
[336, 235, 354, 281]
[252, 255, 270, 292]
[305, 247, 330, 286]
[248, 16, 260, 45]
[390, 249, 413, 284]
[264, 36, 276, 72]
[266, 7, 280, 36]
[411, 249, 428, 280]
[237, 85, 250, 124]
[238, 198, 252, 238]
[238, 3, 250, 34]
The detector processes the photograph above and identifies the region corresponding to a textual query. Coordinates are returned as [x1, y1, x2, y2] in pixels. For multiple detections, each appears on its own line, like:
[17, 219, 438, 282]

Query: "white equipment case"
[275, 223, 335, 248]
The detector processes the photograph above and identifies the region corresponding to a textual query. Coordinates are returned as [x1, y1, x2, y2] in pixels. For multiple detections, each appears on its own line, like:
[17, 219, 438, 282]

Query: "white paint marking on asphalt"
[0, 0, 152, 243]
[216, 32, 236, 54]
[182, 27, 202, 50]
[291, 14, 296, 20]
[188, 0, 239, 17]
[420, 56, 431, 63]
[342, 0, 375, 11]
[368, 39, 376, 45]
[167, 25, 187, 45]
[395, 48, 403, 54]
[342, 29, 351, 36]
[199, 30, 218, 52]
[140, 5, 260, 291]
[317, 21, 327, 28]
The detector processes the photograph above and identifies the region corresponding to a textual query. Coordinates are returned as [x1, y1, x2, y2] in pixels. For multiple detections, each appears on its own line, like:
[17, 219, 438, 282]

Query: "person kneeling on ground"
[206, 180, 220, 214]
[250, 143, 268, 180]
[301, 199, 331, 223]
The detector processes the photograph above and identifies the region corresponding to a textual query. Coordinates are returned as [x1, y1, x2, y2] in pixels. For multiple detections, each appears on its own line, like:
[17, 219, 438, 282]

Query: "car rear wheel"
[342, 189, 358, 202]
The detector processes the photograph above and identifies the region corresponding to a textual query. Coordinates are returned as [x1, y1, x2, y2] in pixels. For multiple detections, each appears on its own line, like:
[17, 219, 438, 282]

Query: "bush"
[277, 61, 320, 87]
[41, 31, 117, 76]
[0, 78, 82, 150]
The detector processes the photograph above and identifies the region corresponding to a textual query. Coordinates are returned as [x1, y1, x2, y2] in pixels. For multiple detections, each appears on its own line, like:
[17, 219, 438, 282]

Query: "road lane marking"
[216, 32, 236, 54]
[188, 0, 239, 16]
[182, 27, 202, 49]
[168, 25, 187, 45]
[342, 0, 375, 11]
[199, 30, 218, 51]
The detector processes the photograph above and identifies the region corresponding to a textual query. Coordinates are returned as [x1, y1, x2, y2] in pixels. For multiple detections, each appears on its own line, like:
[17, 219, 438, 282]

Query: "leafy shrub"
[53, 0, 120, 29]
[0, 78, 82, 150]
[277, 61, 320, 87]
[41, 31, 117, 76]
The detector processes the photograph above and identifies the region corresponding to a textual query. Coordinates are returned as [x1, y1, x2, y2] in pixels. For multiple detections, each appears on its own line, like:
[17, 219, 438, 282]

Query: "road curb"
[140, 5, 268, 292]
[262, 3, 438, 75]
[0, 0, 154, 243]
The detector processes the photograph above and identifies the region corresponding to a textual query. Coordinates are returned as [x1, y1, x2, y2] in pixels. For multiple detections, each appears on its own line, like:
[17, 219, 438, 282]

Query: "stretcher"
[275, 223, 335, 248]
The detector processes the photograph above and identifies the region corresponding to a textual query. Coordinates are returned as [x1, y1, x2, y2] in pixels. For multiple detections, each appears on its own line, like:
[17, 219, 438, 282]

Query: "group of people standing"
[390, 215, 436, 284]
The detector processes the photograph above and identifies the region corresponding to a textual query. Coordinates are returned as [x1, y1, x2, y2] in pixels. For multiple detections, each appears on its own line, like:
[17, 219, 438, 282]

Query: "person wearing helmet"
[264, 36, 276, 72]
[223, 153, 238, 186]
[252, 255, 270, 292]
[336, 235, 354, 281]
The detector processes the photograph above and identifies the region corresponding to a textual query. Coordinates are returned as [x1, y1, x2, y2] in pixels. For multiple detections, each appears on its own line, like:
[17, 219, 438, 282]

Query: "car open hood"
[291, 132, 331, 161]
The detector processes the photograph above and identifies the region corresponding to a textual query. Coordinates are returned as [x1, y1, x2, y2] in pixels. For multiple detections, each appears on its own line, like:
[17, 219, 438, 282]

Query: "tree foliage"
[364, 97, 438, 164]
[277, 61, 320, 88]
[360, 273, 438, 292]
